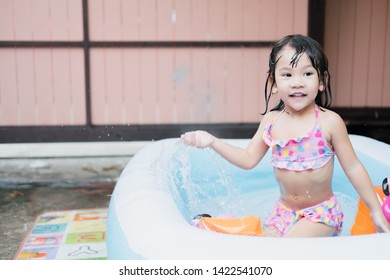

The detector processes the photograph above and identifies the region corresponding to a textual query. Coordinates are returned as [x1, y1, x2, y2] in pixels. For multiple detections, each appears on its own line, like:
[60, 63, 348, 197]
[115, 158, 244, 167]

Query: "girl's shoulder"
[261, 110, 280, 124]
[317, 108, 347, 145]
[258, 110, 280, 131]
[318, 107, 346, 132]
[318, 107, 343, 122]
[264, 109, 282, 119]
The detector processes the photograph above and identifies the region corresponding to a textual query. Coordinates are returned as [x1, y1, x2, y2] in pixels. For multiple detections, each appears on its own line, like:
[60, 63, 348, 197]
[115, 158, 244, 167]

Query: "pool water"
[169, 141, 387, 237]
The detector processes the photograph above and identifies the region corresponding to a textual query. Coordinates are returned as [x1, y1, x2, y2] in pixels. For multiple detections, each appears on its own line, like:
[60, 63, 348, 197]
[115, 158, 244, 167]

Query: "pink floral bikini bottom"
[264, 194, 344, 236]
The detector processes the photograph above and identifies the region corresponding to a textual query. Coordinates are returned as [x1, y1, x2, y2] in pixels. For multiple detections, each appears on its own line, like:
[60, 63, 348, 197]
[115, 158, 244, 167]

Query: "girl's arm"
[329, 112, 390, 232]
[181, 116, 271, 170]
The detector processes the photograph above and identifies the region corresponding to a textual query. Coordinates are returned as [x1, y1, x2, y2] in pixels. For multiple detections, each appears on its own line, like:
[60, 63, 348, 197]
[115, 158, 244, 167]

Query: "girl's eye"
[282, 73, 291, 77]
[304, 72, 314, 77]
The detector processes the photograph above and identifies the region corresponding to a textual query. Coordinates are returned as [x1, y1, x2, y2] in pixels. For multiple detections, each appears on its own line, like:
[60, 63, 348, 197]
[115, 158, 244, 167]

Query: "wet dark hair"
[262, 34, 332, 114]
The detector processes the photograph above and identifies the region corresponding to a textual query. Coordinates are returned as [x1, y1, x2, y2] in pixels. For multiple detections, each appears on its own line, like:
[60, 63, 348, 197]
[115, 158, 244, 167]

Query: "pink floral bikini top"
[262, 105, 334, 171]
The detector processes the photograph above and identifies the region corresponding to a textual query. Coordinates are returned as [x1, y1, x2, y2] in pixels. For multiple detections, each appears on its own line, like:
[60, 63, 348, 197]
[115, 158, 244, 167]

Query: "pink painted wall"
[0, 0, 83, 41]
[90, 47, 272, 124]
[0, 0, 308, 126]
[324, 0, 390, 108]
[88, 0, 307, 41]
[0, 0, 85, 125]
[0, 48, 86, 125]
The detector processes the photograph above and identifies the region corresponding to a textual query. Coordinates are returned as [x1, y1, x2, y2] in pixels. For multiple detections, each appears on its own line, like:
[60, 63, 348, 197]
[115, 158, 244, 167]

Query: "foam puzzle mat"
[14, 208, 107, 260]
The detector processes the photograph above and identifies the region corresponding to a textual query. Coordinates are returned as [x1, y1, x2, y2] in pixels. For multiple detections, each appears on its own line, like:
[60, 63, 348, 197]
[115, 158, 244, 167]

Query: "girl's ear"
[319, 81, 324, 92]
[319, 72, 329, 92]
[269, 76, 278, 94]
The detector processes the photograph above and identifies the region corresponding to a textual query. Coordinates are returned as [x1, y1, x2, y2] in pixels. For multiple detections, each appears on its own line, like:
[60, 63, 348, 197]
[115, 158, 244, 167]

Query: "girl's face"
[271, 46, 324, 113]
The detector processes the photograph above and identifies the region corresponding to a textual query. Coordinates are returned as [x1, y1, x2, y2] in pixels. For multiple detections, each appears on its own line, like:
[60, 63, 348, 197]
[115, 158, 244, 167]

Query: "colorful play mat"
[14, 208, 107, 260]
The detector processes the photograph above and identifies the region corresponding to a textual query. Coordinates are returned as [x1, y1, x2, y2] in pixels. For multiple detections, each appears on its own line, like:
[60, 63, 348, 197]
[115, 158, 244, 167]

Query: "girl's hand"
[180, 130, 216, 148]
[371, 210, 390, 233]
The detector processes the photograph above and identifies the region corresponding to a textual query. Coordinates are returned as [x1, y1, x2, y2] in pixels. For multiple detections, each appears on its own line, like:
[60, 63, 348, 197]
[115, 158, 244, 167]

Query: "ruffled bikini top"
[262, 105, 334, 171]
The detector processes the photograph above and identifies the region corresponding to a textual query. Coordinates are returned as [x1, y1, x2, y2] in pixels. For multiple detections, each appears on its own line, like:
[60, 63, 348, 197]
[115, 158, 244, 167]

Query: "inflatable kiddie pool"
[107, 135, 390, 259]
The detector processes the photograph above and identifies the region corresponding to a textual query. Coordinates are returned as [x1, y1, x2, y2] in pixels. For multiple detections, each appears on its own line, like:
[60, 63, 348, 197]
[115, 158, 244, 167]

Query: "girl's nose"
[291, 75, 304, 87]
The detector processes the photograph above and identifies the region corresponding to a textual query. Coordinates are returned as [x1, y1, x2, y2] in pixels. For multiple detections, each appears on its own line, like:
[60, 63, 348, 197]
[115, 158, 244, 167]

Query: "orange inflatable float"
[193, 184, 389, 237]
[350, 186, 388, 235]
[193, 215, 264, 236]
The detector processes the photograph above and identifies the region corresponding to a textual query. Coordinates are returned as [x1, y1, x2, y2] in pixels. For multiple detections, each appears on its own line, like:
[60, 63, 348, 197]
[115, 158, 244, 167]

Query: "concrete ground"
[0, 141, 149, 260]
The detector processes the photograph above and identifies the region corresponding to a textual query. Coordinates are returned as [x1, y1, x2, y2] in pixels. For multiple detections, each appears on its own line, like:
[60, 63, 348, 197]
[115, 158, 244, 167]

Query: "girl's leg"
[263, 225, 282, 237]
[284, 219, 336, 237]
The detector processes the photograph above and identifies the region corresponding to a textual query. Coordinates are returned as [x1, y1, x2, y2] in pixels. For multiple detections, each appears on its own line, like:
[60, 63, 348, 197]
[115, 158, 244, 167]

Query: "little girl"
[181, 34, 389, 237]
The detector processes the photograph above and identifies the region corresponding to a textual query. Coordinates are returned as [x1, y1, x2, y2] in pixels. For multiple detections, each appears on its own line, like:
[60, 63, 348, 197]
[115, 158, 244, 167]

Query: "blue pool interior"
[169, 143, 389, 236]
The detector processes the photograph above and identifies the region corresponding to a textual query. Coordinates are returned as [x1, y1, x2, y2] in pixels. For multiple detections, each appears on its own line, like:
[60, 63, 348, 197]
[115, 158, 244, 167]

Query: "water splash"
[157, 141, 247, 220]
